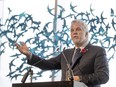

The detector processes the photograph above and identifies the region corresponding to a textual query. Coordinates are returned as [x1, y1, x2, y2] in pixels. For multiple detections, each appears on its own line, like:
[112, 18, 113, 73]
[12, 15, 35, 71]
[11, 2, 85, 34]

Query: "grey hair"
[71, 19, 88, 33]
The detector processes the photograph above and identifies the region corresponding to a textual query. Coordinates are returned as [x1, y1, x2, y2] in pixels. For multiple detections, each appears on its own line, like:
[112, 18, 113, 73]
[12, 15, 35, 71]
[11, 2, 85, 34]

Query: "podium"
[12, 81, 87, 87]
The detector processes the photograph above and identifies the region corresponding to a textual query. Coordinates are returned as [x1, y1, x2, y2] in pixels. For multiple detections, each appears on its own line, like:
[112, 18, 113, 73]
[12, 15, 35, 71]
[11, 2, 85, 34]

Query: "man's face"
[70, 22, 87, 46]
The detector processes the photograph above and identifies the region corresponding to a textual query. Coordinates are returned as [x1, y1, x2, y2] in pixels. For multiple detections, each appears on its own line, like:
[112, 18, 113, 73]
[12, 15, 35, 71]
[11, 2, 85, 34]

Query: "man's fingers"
[15, 43, 20, 49]
[21, 42, 26, 46]
[15, 42, 26, 48]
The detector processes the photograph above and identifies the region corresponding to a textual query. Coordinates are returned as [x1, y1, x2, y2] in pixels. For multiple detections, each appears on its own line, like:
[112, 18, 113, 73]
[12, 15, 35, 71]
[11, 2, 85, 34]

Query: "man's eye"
[76, 28, 82, 31]
[71, 29, 74, 32]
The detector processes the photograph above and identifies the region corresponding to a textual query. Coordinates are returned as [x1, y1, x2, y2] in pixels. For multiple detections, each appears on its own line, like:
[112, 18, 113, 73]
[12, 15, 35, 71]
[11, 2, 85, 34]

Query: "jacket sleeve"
[27, 53, 61, 70]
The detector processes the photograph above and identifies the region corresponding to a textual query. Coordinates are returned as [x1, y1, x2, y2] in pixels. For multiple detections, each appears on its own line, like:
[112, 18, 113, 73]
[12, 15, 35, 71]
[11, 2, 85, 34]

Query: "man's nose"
[73, 30, 78, 34]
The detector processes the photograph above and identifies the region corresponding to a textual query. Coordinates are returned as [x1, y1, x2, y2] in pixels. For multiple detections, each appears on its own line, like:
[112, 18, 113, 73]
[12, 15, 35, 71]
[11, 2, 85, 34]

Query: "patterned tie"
[71, 48, 81, 68]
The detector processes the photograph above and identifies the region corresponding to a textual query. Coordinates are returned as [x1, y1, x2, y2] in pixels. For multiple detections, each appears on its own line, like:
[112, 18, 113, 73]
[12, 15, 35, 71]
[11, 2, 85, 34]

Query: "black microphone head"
[56, 48, 59, 51]
[63, 47, 66, 51]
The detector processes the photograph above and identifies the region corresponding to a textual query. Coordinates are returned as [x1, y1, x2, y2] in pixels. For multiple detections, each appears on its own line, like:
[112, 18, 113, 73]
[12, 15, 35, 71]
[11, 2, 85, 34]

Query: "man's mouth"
[73, 36, 78, 38]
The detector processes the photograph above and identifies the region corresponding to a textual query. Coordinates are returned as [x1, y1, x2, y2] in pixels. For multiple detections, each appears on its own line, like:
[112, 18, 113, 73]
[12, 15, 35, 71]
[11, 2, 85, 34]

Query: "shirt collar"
[75, 41, 89, 50]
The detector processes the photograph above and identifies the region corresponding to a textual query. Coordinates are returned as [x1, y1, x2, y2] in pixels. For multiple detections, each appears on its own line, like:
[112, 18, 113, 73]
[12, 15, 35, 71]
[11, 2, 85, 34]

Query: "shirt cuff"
[79, 75, 82, 82]
[27, 52, 32, 60]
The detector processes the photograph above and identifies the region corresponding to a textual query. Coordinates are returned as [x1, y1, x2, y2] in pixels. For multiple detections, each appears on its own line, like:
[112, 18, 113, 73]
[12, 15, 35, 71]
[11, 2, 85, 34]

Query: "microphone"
[21, 48, 59, 83]
[61, 47, 74, 81]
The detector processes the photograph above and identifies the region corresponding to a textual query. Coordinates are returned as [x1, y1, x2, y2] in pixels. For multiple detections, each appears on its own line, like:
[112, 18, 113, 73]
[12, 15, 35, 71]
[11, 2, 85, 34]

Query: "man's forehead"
[71, 23, 82, 28]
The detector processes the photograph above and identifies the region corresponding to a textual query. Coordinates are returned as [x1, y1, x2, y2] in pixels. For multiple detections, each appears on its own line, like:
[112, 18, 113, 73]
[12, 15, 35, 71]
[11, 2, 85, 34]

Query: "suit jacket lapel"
[71, 53, 82, 69]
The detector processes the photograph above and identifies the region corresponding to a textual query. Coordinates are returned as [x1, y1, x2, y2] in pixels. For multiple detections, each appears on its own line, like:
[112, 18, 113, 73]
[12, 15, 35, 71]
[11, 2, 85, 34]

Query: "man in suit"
[16, 19, 109, 87]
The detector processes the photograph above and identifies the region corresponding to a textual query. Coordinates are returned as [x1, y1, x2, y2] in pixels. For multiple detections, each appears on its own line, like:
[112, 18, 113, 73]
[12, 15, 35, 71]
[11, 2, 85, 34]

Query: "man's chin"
[73, 40, 80, 44]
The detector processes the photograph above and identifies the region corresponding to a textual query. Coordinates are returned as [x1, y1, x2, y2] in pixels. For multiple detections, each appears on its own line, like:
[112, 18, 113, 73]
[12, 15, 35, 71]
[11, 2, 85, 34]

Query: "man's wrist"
[26, 51, 32, 58]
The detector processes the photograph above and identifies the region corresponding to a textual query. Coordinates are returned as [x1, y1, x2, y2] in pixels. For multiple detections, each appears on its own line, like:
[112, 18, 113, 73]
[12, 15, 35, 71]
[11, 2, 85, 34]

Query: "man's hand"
[15, 42, 31, 57]
[73, 76, 81, 81]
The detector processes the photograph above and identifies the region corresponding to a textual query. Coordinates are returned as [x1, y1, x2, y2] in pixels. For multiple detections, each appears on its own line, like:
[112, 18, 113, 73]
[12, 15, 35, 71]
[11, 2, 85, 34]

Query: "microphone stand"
[29, 68, 33, 83]
[62, 49, 74, 81]
[21, 67, 33, 83]
[66, 63, 74, 81]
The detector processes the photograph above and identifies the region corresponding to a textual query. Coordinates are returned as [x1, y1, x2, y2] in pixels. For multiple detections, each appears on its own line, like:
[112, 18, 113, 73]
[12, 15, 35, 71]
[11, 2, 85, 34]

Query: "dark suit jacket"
[28, 43, 109, 87]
